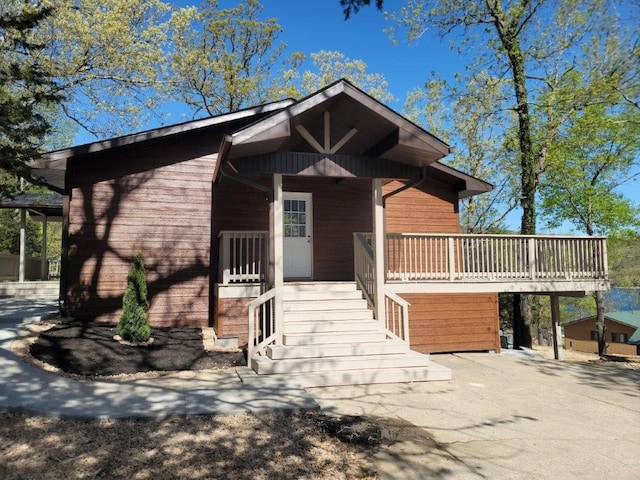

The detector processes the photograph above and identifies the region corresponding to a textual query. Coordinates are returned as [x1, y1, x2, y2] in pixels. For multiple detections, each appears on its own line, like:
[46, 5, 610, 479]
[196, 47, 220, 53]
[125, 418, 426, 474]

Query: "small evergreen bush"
[117, 251, 151, 343]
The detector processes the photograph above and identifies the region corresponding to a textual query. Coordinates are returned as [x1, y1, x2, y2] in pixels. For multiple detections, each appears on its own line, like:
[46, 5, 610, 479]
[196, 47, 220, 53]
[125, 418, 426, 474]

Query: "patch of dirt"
[22, 319, 244, 377]
[0, 408, 379, 480]
[533, 344, 640, 370]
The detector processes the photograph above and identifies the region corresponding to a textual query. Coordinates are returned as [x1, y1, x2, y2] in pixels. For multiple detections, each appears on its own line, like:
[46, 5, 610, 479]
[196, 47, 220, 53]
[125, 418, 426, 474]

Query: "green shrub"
[117, 251, 151, 342]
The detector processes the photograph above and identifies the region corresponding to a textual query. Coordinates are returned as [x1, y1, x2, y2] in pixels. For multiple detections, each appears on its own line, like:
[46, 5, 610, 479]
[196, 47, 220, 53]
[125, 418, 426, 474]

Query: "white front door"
[283, 192, 313, 279]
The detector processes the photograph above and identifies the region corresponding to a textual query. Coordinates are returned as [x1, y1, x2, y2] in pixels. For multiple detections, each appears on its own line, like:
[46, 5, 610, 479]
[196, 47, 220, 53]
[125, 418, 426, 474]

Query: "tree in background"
[0, 2, 61, 196]
[541, 104, 640, 355]
[403, 72, 518, 233]
[342, 0, 639, 349]
[167, 0, 291, 118]
[117, 252, 151, 343]
[37, 0, 169, 138]
[293, 51, 395, 104]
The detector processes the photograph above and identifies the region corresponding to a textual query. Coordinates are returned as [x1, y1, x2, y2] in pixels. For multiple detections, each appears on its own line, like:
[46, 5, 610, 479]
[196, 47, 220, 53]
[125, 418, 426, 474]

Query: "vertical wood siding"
[65, 131, 218, 327]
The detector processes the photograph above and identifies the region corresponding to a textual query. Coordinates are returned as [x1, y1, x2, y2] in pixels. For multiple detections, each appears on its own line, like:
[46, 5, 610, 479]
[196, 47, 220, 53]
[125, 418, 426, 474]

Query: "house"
[30, 80, 609, 386]
[564, 311, 640, 356]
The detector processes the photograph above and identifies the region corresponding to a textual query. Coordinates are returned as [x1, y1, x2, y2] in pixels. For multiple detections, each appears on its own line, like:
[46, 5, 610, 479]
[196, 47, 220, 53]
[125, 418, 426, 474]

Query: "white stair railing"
[354, 232, 411, 344]
[247, 288, 276, 360]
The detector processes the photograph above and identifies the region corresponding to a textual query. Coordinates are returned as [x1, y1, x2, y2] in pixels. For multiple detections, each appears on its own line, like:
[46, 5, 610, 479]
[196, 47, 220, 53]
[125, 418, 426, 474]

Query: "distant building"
[564, 311, 640, 356]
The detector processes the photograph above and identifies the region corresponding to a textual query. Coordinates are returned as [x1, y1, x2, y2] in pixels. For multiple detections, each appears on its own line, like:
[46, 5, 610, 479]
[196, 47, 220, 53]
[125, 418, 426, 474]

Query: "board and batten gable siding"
[66, 130, 219, 327]
[383, 178, 501, 353]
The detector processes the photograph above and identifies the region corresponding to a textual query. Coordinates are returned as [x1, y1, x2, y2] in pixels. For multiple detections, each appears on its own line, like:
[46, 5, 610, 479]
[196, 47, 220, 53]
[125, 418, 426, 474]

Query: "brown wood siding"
[402, 293, 500, 353]
[65, 131, 217, 327]
[564, 319, 638, 356]
[383, 178, 460, 234]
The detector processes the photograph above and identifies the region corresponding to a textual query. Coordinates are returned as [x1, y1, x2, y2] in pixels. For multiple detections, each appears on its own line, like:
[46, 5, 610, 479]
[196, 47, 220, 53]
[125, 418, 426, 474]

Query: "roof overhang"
[29, 99, 295, 193]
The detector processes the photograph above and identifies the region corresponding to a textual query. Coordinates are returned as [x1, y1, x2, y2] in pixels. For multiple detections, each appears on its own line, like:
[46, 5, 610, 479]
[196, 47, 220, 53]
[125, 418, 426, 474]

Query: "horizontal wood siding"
[383, 178, 460, 234]
[402, 293, 500, 353]
[66, 130, 218, 327]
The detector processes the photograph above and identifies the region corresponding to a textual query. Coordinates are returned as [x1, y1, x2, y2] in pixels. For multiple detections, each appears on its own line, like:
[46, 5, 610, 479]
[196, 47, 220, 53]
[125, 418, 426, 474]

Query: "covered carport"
[0, 192, 62, 283]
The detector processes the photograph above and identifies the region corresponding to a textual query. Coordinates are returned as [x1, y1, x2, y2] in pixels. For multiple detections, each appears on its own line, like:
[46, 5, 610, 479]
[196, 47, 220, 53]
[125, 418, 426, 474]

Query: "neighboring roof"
[0, 192, 63, 218]
[565, 310, 640, 344]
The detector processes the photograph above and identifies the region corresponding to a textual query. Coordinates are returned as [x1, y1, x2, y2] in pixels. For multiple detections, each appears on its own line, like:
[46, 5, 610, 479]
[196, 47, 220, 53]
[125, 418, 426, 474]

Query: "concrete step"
[267, 340, 410, 360]
[247, 361, 453, 387]
[0, 281, 59, 298]
[283, 308, 374, 322]
[252, 352, 433, 375]
[283, 298, 369, 311]
[283, 330, 386, 346]
[283, 319, 380, 334]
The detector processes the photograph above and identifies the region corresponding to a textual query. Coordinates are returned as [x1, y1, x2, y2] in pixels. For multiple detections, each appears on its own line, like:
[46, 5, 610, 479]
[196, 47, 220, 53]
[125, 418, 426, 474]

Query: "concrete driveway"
[309, 351, 640, 480]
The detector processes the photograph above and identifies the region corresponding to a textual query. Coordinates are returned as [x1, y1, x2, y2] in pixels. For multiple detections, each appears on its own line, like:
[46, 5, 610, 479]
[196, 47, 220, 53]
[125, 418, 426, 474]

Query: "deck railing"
[218, 231, 268, 285]
[386, 233, 608, 283]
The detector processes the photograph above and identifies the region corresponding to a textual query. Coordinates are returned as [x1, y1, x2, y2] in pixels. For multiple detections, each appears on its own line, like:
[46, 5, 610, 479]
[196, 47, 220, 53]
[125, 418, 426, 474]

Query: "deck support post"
[550, 294, 564, 360]
[372, 179, 386, 328]
[271, 173, 284, 345]
[19, 208, 26, 283]
[40, 215, 48, 280]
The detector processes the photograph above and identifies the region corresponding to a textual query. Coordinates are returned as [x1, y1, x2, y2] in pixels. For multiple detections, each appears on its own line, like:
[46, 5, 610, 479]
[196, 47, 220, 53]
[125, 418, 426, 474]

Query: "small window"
[590, 330, 598, 341]
[611, 332, 628, 343]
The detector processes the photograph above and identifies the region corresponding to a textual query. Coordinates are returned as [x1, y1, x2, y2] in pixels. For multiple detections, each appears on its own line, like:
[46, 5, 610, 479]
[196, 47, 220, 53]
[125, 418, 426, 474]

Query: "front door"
[283, 192, 312, 279]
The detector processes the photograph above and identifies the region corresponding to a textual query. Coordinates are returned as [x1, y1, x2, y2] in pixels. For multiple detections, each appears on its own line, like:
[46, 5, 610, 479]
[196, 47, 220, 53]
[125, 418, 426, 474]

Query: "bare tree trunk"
[513, 294, 533, 349]
[595, 290, 607, 356]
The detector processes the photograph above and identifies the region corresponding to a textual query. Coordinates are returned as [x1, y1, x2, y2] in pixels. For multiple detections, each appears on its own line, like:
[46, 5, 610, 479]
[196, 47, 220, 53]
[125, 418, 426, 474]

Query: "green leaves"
[0, 2, 61, 195]
[118, 251, 151, 343]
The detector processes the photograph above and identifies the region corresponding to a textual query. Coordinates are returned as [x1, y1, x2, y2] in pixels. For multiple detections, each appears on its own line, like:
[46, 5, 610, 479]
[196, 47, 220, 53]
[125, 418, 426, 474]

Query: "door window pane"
[284, 199, 308, 237]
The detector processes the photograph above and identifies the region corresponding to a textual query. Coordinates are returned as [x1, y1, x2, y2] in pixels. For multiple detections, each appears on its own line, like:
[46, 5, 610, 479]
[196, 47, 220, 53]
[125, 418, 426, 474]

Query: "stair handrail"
[384, 289, 410, 344]
[353, 232, 376, 309]
[247, 287, 277, 360]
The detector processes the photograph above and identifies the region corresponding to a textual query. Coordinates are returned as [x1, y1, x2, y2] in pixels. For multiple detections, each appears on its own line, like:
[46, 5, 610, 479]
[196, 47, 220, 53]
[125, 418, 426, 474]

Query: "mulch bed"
[30, 320, 245, 376]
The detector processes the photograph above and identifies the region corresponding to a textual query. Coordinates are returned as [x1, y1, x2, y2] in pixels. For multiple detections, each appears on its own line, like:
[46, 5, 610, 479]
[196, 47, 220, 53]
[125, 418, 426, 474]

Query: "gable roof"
[29, 79, 491, 199]
[218, 79, 451, 172]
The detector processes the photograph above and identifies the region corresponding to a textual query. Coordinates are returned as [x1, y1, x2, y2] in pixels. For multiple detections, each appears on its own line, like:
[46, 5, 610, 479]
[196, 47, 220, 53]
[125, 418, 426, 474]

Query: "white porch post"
[19, 208, 26, 282]
[372, 179, 386, 327]
[40, 215, 48, 280]
[271, 173, 284, 345]
[550, 294, 564, 361]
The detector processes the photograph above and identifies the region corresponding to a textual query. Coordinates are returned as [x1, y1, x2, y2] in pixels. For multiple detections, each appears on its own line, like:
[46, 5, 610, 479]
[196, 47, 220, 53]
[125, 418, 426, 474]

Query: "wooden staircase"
[249, 282, 452, 387]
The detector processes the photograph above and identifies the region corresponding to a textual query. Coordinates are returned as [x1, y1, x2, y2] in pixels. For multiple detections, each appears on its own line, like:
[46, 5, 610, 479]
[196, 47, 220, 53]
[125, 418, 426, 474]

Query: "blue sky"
[167, 1, 640, 231]
[175, 0, 462, 110]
